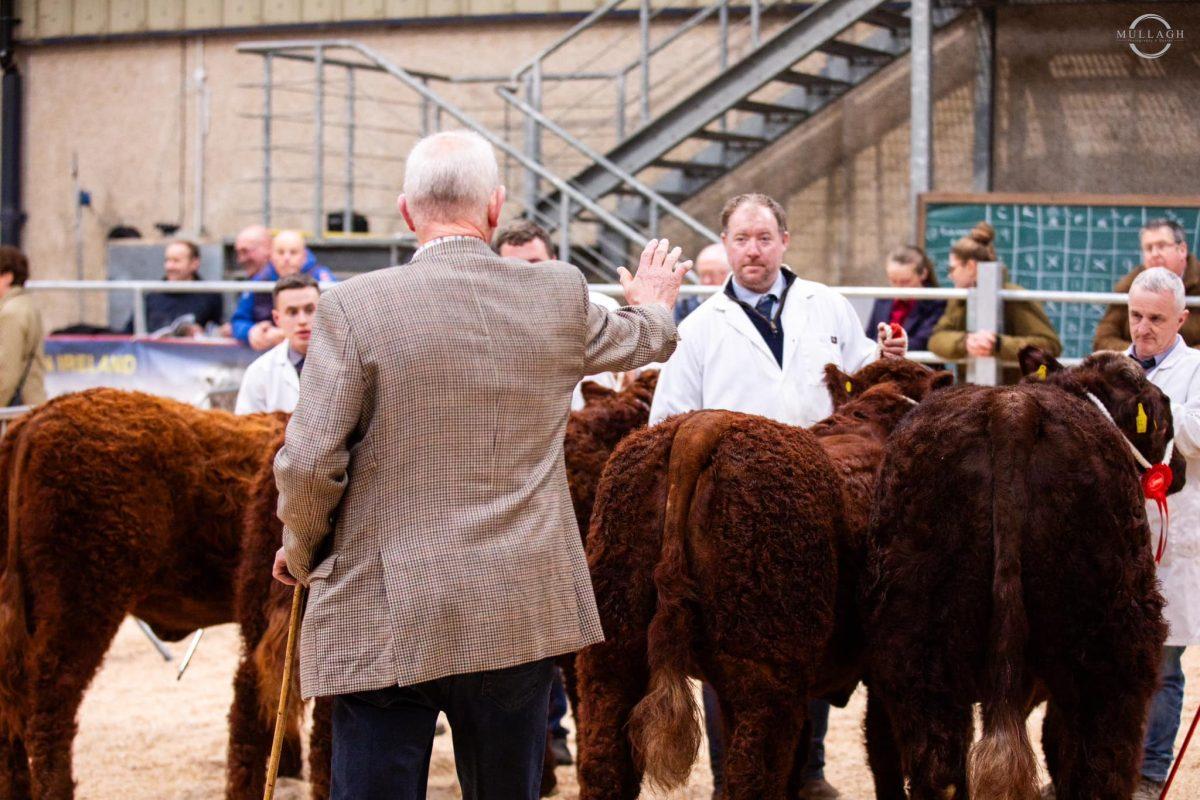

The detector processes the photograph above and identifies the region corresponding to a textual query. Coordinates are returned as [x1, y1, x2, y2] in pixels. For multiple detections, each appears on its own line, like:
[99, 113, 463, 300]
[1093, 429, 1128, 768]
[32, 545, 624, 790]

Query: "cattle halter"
[1085, 392, 1174, 563]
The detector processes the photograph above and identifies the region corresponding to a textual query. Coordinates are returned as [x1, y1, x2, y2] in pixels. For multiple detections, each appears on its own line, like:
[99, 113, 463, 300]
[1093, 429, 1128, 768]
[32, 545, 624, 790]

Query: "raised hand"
[617, 238, 693, 309]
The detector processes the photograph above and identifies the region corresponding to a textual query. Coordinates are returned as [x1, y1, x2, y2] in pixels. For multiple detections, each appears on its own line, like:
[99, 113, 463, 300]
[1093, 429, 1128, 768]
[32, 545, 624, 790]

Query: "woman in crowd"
[929, 222, 1062, 381]
[864, 244, 945, 351]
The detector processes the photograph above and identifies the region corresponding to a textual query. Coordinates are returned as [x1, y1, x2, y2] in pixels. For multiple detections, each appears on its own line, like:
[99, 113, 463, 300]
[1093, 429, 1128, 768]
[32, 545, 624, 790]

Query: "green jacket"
[929, 281, 1063, 383]
[1092, 255, 1200, 352]
[0, 287, 47, 406]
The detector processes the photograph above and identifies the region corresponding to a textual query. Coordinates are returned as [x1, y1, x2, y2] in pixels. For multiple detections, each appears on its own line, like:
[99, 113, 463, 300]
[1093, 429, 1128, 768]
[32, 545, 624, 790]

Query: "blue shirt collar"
[1128, 334, 1183, 371]
[727, 269, 787, 307]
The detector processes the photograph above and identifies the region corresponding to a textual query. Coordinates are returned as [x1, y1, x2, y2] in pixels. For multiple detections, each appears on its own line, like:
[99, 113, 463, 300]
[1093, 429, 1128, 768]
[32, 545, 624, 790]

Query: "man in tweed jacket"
[271, 129, 687, 799]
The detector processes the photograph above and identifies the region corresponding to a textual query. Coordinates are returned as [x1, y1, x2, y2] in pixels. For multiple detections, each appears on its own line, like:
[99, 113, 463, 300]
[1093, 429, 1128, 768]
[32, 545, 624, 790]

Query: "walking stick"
[1160, 701, 1200, 799]
[263, 584, 305, 800]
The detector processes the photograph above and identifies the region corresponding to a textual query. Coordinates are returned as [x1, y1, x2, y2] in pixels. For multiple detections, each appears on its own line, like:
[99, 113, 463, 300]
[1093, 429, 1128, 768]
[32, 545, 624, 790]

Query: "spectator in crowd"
[864, 244, 946, 351]
[651, 192, 907, 800]
[270, 129, 684, 798]
[1121, 267, 1200, 800]
[1094, 218, 1200, 353]
[929, 222, 1061, 382]
[0, 245, 47, 407]
[234, 273, 320, 415]
[234, 224, 273, 278]
[231, 229, 335, 350]
[674, 242, 731, 323]
[494, 219, 622, 412]
[124, 239, 223, 336]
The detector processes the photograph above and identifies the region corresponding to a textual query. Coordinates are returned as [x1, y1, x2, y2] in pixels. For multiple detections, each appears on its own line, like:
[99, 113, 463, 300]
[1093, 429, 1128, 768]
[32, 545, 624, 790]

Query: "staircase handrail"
[495, 85, 720, 246]
[236, 39, 650, 259]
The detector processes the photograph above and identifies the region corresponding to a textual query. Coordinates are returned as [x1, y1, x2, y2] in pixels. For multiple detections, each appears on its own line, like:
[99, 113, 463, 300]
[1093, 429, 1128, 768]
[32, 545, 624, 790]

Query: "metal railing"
[507, 0, 781, 211]
[32, 264, 1179, 383]
[237, 39, 659, 279]
[495, 85, 720, 248]
[235, 4, 795, 278]
[0, 406, 28, 438]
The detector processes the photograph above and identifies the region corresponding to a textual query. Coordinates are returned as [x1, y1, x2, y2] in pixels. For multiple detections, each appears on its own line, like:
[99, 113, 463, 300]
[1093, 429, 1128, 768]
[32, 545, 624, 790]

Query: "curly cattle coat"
[0, 389, 286, 800]
[862, 350, 1182, 800]
[575, 359, 952, 800]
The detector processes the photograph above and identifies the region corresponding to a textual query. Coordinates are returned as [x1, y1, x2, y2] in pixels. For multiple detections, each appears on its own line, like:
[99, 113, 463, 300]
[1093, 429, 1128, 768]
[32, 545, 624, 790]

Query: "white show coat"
[235, 340, 300, 414]
[571, 291, 622, 410]
[1142, 337, 1200, 645]
[649, 273, 879, 426]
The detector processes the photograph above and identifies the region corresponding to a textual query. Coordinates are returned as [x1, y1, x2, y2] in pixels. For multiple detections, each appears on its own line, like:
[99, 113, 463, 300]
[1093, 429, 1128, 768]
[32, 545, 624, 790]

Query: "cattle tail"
[969, 394, 1040, 800]
[0, 416, 31, 736]
[627, 413, 730, 790]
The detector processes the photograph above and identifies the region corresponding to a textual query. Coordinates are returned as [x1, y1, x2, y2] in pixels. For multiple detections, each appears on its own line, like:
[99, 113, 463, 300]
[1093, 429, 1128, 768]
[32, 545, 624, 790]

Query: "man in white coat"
[234, 272, 320, 414]
[1126, 267, 1200, 800]
[650, 193, 907, 428]
[649, 192, 907, 800]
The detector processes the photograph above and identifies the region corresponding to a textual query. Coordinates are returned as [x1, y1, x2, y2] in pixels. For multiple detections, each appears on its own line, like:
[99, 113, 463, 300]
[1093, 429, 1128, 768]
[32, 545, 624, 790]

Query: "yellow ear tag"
[1137, 403, 1148, 434]
[845, 381, 853, 394]
[1036, 365, 1047, 381]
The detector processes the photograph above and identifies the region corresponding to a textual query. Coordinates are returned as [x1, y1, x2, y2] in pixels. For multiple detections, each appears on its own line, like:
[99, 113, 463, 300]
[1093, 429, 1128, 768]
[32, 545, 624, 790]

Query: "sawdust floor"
[73, 619, 1200, 799]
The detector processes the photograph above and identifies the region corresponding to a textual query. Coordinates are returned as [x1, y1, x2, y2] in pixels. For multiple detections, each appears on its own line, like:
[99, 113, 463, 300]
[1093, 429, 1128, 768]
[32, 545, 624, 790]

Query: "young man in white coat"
[234, 272, 320, 414]
[1126, 267, 1200, 800]
[649, 193, 908, 800]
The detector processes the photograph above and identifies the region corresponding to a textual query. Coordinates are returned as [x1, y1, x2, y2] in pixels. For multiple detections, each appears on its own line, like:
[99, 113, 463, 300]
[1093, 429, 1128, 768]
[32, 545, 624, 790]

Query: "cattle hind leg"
[873, 675, 972, 800]
[225, 657, 274, 800]
[1041, 670, 1154, 799]
[0, 731, 31, 800]
[864, 688, 907, 800]
[710, 660, 807, 800]
[24, 612, 126, 799]
[575, 638, 651, 800]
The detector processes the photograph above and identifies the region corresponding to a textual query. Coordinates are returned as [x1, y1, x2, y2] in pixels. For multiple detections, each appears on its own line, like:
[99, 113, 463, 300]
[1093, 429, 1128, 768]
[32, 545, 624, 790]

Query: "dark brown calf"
[862, 349, 1181, 800]
[575, 359, 952, 800]
[0, 389, 286, 800]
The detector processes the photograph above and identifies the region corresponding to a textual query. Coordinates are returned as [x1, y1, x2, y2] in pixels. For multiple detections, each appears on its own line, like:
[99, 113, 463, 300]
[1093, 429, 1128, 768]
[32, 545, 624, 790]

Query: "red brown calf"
[0, 389, 286, 800]
[575, 359, 952, 800]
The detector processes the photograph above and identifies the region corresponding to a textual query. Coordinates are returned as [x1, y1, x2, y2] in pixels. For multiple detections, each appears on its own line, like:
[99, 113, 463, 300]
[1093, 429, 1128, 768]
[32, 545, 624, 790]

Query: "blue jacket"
[864, 297, 946, 352]
[230, 251, 336, 344]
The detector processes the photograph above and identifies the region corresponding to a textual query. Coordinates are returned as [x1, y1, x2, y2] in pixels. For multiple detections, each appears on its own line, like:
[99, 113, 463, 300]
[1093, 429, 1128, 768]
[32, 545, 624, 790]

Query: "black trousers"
[331, 657, 555, 800]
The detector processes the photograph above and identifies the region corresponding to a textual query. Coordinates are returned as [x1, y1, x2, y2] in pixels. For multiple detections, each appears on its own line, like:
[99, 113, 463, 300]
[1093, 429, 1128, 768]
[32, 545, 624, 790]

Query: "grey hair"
[1142, 218, 1186, 245]
[402, 130, 499, 221]
[1131, 266, 1186, 312]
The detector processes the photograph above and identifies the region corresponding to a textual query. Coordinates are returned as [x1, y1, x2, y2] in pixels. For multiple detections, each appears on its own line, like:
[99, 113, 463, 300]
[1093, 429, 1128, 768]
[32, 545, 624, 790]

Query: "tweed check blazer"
[275, 237, 678, 698]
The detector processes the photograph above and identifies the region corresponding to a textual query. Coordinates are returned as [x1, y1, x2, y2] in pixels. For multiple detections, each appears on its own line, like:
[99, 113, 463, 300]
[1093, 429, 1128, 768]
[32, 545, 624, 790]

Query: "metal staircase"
[236, 1, 962, 280]
[523, 0, 962, 241]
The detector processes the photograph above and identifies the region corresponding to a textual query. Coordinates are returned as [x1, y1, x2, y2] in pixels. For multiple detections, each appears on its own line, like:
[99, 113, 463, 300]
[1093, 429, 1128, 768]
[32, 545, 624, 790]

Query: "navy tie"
[294, 357, 305, 377]
[1132, 353, 1155, 371]
[755, 293, 777, 319]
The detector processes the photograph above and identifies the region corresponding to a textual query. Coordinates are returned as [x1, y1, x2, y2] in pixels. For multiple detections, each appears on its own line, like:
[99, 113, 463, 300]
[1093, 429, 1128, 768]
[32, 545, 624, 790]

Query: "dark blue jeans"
[331, 657, 555, 800]
[1142, 645, 1187, 783]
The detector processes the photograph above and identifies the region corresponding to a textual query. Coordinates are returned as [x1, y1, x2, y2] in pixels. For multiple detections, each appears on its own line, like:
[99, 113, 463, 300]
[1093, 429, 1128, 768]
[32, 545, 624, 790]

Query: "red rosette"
[1143, 463, 1173, 503]
[889, 322, 904, 340]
